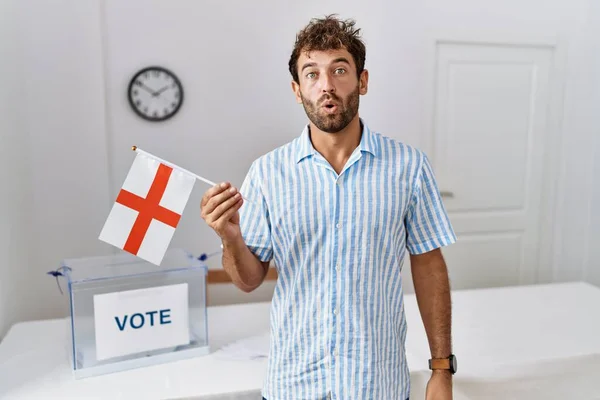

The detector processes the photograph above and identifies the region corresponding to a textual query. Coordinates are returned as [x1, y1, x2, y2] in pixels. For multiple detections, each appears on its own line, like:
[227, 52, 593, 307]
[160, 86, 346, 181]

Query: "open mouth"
[322, 103, 338, 113]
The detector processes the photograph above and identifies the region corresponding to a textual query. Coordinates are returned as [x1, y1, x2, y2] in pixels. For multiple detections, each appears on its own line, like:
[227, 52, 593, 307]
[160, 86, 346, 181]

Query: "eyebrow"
[301, 57, 351, 72]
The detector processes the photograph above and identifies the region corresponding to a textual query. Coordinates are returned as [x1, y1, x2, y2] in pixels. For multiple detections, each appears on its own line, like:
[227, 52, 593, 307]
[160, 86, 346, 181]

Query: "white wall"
[0, 0, 30, 339]
[101, 0, 591, 260]
[0, 0, 111, 338]
[550, 0, 600, 285]
[582, 1, 600, 287]
[1, 0, 599, 338]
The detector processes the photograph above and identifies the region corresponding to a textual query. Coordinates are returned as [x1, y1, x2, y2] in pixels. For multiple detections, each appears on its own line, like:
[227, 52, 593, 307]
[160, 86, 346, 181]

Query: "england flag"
[99, 150, 196, 265]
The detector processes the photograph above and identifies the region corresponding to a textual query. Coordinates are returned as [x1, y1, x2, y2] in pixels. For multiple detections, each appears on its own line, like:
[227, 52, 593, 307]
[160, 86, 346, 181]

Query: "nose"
[320, 73, 335, 93]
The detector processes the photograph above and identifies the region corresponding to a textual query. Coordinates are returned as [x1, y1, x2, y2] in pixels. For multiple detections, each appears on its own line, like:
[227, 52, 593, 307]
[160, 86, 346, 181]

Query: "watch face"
[128, 66, 183, 122]
[451, 355, 458, 373]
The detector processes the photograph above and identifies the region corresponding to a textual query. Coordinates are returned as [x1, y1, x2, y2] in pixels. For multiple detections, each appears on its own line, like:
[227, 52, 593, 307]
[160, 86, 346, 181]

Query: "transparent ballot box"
[59, 248, 209, 379]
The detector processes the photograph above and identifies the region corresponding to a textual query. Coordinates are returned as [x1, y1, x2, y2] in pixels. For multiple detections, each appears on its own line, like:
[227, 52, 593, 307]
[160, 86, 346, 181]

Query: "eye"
[306, 72, 317, 79]
[334, 68, 346, 75]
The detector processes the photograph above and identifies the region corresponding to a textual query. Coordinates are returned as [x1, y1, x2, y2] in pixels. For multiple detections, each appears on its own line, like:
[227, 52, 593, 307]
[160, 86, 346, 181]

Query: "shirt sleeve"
[238, 160, 273, 262]
[405, 153, 457, 255]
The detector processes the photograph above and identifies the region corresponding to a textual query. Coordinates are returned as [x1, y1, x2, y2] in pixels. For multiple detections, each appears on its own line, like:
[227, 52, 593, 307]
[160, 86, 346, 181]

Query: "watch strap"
[428, 358, 451, 370]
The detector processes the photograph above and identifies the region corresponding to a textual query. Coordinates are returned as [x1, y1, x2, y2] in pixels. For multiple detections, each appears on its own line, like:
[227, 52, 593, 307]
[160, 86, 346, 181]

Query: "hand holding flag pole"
[131, 146, 253, 205]
[99, 145, 251, 266]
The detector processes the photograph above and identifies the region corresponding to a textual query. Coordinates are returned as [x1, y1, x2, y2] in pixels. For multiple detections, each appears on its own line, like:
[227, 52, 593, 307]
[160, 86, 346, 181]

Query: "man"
[201, 15, 457, 400]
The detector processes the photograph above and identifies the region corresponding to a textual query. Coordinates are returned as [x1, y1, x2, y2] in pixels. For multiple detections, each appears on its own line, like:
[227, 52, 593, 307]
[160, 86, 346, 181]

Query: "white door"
[403, 41, 556, 291]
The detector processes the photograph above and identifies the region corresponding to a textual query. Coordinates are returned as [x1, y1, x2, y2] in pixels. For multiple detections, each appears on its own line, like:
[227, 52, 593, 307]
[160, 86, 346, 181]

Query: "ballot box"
[58, 248, 209, 379]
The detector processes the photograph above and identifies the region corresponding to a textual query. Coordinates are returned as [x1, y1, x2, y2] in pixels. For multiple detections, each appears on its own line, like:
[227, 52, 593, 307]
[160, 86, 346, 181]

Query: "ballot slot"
[59, 248, 209, 379]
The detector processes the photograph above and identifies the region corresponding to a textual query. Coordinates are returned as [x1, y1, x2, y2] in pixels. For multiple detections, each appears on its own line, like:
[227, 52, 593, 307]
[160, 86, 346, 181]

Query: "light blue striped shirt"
[239, 119, 456, 400]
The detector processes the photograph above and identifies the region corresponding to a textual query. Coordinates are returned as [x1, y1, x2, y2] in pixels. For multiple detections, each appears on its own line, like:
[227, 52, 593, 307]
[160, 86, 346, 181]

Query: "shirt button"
[336, 223, 340, 229]
[334, 308, 338, 315]
[334, 348, 338, 357]
[336, 264, 340, 271]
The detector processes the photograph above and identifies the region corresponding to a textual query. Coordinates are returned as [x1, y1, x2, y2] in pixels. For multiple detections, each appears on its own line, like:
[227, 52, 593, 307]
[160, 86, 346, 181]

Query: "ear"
[291, 80, 303, 104]
[359, 69, 369, 95]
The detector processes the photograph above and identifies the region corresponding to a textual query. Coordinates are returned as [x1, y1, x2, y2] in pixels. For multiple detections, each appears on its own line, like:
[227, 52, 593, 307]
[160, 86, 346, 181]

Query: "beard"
[300, 85, 360, 133]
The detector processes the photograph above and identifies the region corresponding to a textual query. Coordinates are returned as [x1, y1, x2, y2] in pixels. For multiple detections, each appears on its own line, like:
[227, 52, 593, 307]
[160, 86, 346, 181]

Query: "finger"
[201, 182, 231, 208]
[200, 182, 229, 207]
[201, 183, 230, 220]
[203, 188, 240, 224]
[214, 198, 243, 228]
[210, 192, 242, 221]
[204, 185, 239, 215]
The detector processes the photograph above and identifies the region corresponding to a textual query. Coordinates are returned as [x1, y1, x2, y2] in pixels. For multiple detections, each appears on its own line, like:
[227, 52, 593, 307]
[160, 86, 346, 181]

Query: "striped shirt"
[238, 119, 456, 400]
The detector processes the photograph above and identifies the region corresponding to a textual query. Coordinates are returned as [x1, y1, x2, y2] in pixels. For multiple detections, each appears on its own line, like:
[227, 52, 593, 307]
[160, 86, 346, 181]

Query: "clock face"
[128, 66, 183, 122]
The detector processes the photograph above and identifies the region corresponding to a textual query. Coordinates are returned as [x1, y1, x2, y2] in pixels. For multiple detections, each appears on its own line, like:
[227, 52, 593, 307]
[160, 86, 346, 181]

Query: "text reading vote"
[114, 309, 172, 331]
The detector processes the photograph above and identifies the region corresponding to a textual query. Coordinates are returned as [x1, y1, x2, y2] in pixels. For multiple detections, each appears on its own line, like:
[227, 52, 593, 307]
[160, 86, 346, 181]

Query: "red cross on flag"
[99, 150, 196, 265]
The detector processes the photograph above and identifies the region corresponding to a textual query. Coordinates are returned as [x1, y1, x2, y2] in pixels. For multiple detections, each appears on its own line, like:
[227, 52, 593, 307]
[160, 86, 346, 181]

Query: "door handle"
[440, 191, 454, 198]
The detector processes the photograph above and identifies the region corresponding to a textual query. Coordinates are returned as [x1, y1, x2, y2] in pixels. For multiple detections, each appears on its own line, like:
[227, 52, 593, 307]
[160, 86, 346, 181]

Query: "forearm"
[411, 250, 452, 358]
[222, 234, 268, 293]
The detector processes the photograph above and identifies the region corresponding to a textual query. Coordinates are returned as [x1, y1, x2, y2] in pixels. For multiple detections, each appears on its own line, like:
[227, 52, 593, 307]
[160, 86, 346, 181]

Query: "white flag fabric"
[99, 152, 196, 265]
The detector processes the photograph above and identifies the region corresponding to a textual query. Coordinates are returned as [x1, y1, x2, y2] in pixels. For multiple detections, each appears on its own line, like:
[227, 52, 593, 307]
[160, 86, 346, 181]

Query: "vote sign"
[93, 283, 190, 361]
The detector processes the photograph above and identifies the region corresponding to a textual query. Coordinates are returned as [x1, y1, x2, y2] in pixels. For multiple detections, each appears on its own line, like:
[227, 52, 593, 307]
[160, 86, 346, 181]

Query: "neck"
[309, 115, 362, 174]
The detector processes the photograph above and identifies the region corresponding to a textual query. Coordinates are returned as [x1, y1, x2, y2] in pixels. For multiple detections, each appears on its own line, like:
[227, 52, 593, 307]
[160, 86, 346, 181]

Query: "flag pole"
[131, 146, 254, 205]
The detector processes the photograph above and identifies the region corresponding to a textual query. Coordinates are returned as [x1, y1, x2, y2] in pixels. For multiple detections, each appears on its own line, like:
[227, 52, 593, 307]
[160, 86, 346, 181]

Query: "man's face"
[292, 48, 368, 133]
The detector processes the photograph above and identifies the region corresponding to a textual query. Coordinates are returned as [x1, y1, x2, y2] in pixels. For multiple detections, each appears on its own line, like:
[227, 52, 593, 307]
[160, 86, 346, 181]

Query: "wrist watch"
[428, 354, 457, 374]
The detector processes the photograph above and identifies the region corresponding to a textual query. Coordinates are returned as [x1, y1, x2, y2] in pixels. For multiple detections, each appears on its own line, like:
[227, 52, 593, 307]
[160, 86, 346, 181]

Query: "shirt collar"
[295, 118, 379, 164]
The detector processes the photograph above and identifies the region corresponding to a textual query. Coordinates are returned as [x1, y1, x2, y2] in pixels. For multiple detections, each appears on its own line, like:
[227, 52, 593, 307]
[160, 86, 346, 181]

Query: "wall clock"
[127, 66, 184, 122]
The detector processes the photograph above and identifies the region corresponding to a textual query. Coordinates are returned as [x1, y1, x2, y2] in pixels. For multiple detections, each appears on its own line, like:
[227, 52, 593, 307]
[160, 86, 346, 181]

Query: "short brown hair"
[288, 15, 366, 84]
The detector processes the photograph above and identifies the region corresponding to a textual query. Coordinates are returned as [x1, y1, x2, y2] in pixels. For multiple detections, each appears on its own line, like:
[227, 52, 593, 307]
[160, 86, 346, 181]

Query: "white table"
[1, 281, 599, 399]
[0, 302, 272, 399]
[404, 281, 600, 399]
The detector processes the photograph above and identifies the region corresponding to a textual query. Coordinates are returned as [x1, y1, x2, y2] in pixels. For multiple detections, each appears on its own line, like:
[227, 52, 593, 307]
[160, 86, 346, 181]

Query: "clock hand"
[137, 83, 156, 95]
[152, 85, 170, 97]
